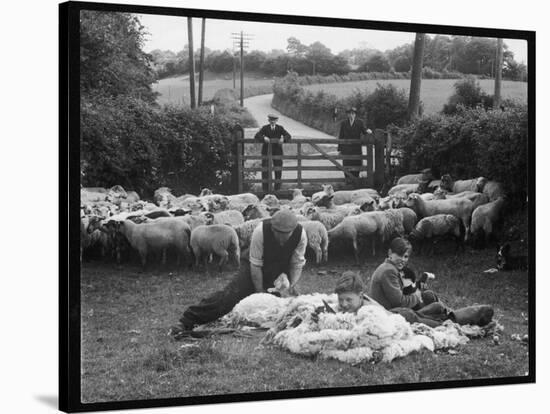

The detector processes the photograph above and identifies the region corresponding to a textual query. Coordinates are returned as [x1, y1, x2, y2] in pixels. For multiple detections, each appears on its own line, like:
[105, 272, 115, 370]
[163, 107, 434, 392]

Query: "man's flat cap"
[271, 209, 298, 233]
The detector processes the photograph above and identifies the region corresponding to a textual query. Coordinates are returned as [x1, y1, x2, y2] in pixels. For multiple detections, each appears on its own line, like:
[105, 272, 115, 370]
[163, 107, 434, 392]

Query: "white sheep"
[210, 210, 245, 226]
[178, 212, 213, 230]
[300, 220, 329, 264]
[396, 168, 434, 185]
[408, 214, 463, 255]
[289, 188, 309, 209]
[190, 224, 240, 270]
[440, 174, 488, 193]
[261, 194, 280, 210]
[327, 211, 404, 262]
[388, 183, 419, 196]
[405, 193, 474, 241]
[482, 180, 505, 202]
[470, 197, 506, 245]
[116, 217, 192, 267]
[434, 190, 489, 211]
[395, 207, 418, 235]
[81, 189, 108, 203]
[232, 219, 264, 250]
[304, 206, 351, 231]
[242, 203, 271, 221]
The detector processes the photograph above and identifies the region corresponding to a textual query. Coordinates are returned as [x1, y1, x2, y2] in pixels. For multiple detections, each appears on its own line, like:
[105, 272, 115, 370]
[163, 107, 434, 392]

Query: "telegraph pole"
[231, 31, 253, 107]
[187, 17, 196, 109]
[198, 18, 206, 106]
[408, 33, 425, 121]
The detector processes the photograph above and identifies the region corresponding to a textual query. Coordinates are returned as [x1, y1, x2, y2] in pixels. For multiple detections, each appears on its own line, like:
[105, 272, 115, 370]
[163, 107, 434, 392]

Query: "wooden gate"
[231, 126, 394, 196]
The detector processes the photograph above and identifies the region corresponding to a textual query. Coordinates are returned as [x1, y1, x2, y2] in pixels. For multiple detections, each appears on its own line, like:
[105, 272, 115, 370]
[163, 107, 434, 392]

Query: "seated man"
[170, 209, 308, 338]
[334, 271, 378, 313]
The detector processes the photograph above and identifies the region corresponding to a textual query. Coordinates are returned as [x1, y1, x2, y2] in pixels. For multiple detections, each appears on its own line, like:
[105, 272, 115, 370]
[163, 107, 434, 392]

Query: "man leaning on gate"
[254, 113, 292, 192]
[337, 107, 372, 185]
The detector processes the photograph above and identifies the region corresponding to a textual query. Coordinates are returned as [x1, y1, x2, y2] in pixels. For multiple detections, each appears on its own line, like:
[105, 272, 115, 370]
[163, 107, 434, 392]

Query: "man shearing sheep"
[170, 209, 307, 338]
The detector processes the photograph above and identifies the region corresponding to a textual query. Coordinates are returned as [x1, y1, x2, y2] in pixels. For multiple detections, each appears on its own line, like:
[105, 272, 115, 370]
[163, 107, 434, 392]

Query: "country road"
[242, 94, 366, 192]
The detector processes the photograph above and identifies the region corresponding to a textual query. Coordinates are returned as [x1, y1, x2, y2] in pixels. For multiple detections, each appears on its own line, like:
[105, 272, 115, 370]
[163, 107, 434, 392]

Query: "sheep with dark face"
[242, 203, 271, 221]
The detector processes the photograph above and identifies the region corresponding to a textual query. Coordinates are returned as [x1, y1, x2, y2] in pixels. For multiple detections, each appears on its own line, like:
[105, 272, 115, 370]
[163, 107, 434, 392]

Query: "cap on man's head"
[346, 107, 357, 114]
[271, 209, 298, 233]
[267, 114, 279, 120]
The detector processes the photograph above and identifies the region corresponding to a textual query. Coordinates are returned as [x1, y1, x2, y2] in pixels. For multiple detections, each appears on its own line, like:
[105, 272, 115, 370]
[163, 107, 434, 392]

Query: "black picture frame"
[60, 1, 535, 412]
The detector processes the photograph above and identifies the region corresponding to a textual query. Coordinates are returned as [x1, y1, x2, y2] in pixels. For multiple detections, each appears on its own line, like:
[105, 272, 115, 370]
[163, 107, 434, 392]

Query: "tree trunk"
[408, 33, 425, 120]
[187, 17, 196, 109]
[198, 18, 206, 106]
[494, 38, 503, 109]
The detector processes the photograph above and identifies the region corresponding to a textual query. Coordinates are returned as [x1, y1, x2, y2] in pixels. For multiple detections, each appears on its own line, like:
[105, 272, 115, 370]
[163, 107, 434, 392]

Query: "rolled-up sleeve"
[248, 225, 264, 267]
[289, 228, 307, 269]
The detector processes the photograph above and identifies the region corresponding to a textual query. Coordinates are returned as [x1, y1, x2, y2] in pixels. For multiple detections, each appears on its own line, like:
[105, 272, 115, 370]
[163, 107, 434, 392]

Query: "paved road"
[243, 94, 365, 193]
[244, 94, 335, 139]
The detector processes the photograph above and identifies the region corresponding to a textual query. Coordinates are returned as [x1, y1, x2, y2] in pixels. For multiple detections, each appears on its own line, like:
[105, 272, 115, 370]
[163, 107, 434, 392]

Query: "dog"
[401, 267, 435, 295]
[496, 243, 528, 271]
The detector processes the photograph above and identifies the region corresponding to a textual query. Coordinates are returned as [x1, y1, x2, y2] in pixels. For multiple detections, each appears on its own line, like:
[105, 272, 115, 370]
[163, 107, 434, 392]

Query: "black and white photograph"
[59, 0, 534, 411]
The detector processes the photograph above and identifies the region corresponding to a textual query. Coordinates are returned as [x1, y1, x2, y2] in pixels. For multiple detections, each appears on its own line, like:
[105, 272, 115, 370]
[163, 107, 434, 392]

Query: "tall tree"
[408, 33, 426, 120]
[286, 37, 308, 57]
[80, 11, 157, 101]
[494, 38, 503, 108]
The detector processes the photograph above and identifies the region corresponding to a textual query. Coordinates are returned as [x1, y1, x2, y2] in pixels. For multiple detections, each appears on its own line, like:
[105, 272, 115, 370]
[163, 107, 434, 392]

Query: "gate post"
[374, 129, 386, 190]
[231, 124, 244, 194]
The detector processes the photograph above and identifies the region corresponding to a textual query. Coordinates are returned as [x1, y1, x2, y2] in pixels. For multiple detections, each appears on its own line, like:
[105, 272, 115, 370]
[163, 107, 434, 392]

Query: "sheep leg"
[314, 245, 322, 265]
[353, 238, 360, 264]
[217, 251, 228, 271]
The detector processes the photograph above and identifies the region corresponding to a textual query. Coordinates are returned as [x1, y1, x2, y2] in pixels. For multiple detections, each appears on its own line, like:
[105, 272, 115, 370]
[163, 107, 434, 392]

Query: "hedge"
[80, 93, 243, 197]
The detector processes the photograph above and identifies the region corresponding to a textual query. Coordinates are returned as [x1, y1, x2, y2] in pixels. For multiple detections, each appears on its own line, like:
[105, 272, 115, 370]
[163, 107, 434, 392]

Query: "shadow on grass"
[34, 395, 58, 409]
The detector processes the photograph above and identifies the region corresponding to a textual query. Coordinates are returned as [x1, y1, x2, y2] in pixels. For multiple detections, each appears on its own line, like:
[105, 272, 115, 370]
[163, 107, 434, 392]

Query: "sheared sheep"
[470, 197, 506, 246]
[440, 174, 488, 194]
[327, 211, 404, 262]
[301, 220, 329, 264]
[405, 193, 474, 241]
[190, 224, 240, 270]
[408, 214, 463, 255]
[115, 217, 192, 268]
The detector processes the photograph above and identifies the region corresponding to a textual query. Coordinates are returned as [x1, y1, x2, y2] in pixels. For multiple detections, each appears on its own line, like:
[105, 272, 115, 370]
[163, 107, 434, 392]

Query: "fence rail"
[231, 126, 397, 195]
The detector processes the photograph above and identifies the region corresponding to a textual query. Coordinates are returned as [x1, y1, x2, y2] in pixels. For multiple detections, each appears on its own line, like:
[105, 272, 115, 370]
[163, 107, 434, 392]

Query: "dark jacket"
[367, 259, 422, 310]
[338, 118, 367, 155]
[254, 124, 291, 155]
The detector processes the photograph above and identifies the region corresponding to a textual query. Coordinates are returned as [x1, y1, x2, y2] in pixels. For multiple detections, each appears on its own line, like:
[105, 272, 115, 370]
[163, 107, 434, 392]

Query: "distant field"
[303, 79, 528, 114]
[153, 73, 275, 105]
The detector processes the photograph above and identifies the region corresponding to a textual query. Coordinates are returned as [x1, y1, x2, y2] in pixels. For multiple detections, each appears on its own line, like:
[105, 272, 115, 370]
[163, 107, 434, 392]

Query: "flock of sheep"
[80, 171, 506, 269]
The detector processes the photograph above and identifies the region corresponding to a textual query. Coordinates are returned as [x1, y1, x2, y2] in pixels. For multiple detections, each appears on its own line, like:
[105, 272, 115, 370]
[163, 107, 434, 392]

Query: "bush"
[443, 77, 493, 114]
[390, 105, 528, 200]
[81, 93, 240, 197]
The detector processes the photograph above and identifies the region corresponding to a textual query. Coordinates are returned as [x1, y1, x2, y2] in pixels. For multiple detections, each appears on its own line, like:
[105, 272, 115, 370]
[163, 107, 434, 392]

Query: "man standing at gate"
[337, 107, 372, 185]
[254, 114, 292, 192]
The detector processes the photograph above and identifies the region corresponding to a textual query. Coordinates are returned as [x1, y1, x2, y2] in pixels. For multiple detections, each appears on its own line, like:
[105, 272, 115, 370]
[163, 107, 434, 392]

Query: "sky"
[138, 14, 528, 63]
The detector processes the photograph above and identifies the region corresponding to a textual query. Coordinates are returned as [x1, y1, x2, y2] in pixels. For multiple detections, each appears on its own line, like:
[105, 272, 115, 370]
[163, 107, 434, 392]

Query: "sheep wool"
[221, 293, 497, 365]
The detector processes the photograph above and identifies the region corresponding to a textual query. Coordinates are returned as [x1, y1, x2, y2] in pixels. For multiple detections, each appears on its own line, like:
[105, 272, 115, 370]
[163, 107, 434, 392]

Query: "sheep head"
[322, 184, 335, 196]
[292, 188, 304, 198]
[199, 188, 213, 197]
[314, 193, 334, 208]
[433, 188, 447, 199]
[440, 174, 453, 191]
[475, 177, 488, 192]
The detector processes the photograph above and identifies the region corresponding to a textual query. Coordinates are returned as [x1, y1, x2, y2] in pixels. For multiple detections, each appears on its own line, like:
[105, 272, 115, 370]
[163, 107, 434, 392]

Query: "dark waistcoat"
[262, 220, 302, 287]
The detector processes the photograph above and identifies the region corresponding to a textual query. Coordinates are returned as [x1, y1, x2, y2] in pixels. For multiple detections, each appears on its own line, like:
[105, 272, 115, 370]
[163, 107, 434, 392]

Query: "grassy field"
[80, 237, 529, 403]
[153, 72, 275, 106]
[303, 79, 528, 114]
